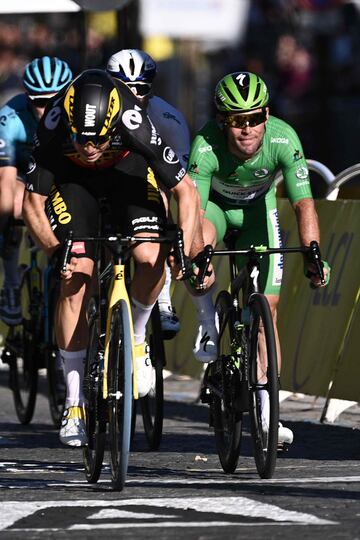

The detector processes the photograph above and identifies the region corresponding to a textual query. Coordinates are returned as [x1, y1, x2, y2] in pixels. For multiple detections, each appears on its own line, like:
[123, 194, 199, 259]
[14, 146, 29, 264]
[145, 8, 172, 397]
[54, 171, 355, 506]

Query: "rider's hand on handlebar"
[306, 260, 331, 288]
[167, 252, 193, 281]
[60, 256, 78, 281]
[190, 261, 215, 291]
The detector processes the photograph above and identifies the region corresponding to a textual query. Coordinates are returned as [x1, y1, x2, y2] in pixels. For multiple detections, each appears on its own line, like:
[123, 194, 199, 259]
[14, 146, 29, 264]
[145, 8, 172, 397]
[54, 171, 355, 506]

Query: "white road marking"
[89, 509, 177, 519]
[0, 497, 336, 531]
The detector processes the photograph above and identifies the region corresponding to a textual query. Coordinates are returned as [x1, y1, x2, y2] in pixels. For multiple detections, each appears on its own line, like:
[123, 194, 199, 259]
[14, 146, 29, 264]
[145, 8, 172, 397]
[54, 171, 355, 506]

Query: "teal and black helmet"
[214, 72, 269, 113]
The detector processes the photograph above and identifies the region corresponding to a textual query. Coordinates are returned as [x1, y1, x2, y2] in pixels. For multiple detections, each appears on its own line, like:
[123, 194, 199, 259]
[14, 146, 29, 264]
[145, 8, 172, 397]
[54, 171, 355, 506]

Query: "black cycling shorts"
[45, 154, 166, 260]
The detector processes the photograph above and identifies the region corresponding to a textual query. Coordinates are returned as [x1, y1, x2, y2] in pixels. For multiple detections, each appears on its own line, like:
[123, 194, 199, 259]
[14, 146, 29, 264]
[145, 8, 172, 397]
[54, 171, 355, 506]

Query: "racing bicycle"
[197, 231, 325, 479]
[60, 225, 188, 490]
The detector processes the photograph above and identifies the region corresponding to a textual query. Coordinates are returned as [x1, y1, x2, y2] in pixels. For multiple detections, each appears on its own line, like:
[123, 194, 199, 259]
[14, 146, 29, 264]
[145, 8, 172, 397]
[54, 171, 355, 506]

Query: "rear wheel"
[9, 268, 39, 424]
[248, 293, 279, 479]
[108, 300, 133, 490]
[212, 291, 242, 473]
[83, 298, 107, 483]
[140, 302, 165, 450]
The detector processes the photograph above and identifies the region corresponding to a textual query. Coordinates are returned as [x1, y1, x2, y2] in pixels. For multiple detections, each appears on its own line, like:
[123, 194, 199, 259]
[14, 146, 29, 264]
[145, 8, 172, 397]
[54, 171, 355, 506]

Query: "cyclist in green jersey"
[188, 71, 330, 446]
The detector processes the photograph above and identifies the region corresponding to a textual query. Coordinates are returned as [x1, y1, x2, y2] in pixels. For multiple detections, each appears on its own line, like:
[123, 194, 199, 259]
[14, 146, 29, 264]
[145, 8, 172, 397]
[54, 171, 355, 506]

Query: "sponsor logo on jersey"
[148, 117, 162, 145]
[175, 167, 186, 182]
[26, 182, 34, 191]
[293, 149, 303, 161]
[198, 145, 212, 154]
[44, 105, 62, 131]
[270, 137, 289, 144]
[295, 167, 309, 179]
[122, 104, 143, 130]
[163, 146, 179, 164]
[253, 168, 269, 178]
[84, 104, 96, 127]
[163, 112, 181, 125]
[49, 186, 72, 226]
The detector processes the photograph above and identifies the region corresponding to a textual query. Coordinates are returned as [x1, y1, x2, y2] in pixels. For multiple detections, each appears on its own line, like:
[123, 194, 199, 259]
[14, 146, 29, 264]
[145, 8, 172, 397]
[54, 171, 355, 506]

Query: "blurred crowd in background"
[1, 0, 360, 196]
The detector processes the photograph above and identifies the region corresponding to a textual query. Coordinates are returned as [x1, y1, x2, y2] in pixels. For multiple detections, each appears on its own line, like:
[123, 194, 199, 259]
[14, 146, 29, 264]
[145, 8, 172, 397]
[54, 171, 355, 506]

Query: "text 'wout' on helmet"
[63, 69, 122, 145]
[214, 72, 269, 113]
[23, 56, 73, 97]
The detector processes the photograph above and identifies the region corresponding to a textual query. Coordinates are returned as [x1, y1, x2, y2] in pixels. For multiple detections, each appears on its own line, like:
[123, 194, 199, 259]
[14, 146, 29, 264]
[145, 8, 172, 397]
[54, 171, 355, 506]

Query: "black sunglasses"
[224, 110, 267, 129]
[127, 83, 152, 97]
[31, 97, 51, 108]
[71, 133, 112, 148]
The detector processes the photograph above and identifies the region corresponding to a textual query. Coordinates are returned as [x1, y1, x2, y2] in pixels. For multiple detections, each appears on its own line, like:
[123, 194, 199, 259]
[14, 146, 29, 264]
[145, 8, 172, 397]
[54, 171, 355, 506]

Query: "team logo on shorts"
[163, 146, 179, 164]
[295, 167, 309, 179]
[254, 168, 269, 178]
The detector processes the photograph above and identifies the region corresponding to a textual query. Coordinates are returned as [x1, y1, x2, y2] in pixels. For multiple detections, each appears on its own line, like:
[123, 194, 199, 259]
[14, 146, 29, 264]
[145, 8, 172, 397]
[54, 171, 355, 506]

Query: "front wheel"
[9, 268, 39, 424]
[211, 291, 242, 473]
[108, 300, 133, 491]
[140, 302, 165, 450]
[248, 293, 279, 479]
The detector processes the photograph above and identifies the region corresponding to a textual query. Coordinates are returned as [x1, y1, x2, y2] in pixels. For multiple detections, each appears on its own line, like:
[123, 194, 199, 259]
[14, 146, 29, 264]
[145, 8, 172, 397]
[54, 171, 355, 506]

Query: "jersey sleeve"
[187, 131, 218, 210]
[277, 123, 313, 203]
[0, 106, 23, 168]
[25, 119, 56, 196]
[147, 97, 191, 167]
[119, 106, 187, 189]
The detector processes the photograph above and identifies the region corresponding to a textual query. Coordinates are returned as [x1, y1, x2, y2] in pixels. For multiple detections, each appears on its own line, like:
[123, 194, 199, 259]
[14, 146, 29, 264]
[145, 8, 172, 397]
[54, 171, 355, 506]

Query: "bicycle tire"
[247, 292, 279, 479]
[212, 290, 242, 473]
[108, 299, 133, 490]
[9, 268, 38, 424]
[83, 299, 107, 484]
[140, 302, 165, 450]
[46, 283, 65, 428]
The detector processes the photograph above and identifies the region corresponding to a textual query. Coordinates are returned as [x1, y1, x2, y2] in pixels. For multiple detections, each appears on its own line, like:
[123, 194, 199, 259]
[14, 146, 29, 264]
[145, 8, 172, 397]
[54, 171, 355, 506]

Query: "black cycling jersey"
[25, 79, 186, 196]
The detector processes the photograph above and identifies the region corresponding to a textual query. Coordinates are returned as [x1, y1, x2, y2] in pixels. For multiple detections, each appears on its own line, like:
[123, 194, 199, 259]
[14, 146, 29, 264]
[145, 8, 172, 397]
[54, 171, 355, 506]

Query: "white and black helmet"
[106, 49, 156, 97]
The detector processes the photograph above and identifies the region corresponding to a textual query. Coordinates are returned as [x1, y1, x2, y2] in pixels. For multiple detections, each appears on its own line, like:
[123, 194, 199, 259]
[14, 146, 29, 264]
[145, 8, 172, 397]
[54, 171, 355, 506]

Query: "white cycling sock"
[191, 289, 216, 323]
[3, 248, 21, 288]
[131, 297, 155, 345]
[157, 264, 172, 308]
[258, 388, 270, 429]
[60, 349, 86, 408]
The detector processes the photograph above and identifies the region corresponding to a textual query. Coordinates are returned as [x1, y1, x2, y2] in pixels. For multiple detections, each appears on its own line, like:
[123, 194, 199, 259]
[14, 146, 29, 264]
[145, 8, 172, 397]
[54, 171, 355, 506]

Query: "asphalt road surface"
[1, 365, 360, 539]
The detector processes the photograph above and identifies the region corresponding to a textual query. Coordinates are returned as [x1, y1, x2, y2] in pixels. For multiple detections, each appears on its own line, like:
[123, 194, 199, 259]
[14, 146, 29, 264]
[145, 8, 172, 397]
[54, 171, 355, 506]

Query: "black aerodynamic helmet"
[63, 69, 122, 145]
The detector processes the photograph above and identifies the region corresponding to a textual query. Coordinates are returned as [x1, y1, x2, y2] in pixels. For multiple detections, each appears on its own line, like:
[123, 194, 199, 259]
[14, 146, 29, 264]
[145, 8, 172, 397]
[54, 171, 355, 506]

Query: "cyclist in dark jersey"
[23, 69, 200, 447]
[187, 71, 330, 447]
[0, 56, 72, 325]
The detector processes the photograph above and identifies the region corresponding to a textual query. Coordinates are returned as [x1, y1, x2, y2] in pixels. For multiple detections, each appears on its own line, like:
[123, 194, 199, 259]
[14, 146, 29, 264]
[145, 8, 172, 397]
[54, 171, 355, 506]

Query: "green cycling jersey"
[188, 115, 312, 209]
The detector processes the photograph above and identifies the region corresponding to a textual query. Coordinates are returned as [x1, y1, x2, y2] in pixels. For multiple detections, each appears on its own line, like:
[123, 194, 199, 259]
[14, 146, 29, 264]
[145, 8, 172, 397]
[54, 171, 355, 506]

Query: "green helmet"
[214, 72, 269, 113]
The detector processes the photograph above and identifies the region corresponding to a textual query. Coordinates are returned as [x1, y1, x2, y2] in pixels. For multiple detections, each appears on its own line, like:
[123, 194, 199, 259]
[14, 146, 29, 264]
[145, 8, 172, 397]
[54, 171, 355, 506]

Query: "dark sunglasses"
[31, 97, 51, 108]
[71, 133, 112, 148]
[224, 110, 267, 129]
[127, 82, 152, 97]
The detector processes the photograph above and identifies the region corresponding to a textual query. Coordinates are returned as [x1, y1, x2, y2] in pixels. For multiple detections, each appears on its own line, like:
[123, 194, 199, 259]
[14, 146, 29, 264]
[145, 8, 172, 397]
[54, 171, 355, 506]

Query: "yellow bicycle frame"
[102, 261, 138, 400]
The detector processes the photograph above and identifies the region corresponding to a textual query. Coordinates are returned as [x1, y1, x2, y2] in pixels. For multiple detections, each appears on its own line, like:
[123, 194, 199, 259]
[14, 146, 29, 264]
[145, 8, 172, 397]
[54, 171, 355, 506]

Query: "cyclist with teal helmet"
[188, 71, 331, 447]
[0, 56, 72, 325]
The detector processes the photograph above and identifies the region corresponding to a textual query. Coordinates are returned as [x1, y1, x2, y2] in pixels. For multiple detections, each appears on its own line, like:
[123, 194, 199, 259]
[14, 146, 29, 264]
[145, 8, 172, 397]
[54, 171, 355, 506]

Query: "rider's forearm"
[172, 175, 200, 256]
[293, 197, 320, 247]
[22, 191, 60, 257]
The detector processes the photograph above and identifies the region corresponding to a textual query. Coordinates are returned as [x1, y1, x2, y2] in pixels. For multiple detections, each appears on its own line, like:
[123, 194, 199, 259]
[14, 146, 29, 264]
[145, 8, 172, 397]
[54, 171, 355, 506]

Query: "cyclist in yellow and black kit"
[23, 69, 200, 447]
